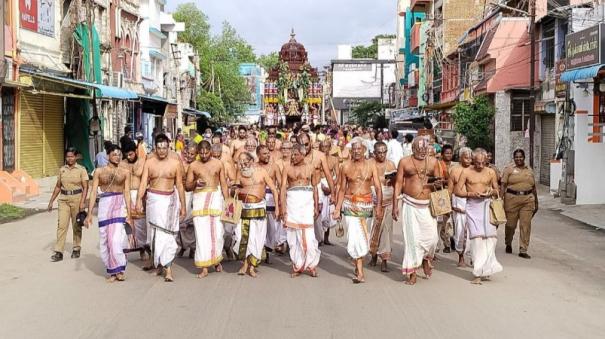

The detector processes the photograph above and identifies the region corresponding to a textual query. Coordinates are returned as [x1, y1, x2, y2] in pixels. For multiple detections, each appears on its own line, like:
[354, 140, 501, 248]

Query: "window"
[142, 61, 152, 79]
[542, 20, 555, 70]
[511, 94, 531, 132]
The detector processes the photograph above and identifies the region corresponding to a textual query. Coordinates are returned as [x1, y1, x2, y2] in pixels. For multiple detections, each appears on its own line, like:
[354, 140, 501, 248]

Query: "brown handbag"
[429, 161, 452, 217]
[221, 190, 243, 224]
[489, 191, 507, 226]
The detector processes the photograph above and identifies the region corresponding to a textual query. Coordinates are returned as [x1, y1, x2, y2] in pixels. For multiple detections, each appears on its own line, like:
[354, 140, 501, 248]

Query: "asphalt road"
[0, 206, 604, 339]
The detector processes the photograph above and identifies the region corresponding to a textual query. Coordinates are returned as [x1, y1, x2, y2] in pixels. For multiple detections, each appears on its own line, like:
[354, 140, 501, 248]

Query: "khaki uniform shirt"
[502, 165, 535, 192]
[59, 164, 88, 191]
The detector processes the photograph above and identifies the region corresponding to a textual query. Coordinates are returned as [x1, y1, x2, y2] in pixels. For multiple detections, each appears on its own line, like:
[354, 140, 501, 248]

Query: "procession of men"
[71, 124, 519, 286]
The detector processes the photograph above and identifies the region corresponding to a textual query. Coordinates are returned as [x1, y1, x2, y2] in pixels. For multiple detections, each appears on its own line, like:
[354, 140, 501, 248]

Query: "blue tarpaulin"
[560, 64, 605, 83]
[183, 108, 211, 118]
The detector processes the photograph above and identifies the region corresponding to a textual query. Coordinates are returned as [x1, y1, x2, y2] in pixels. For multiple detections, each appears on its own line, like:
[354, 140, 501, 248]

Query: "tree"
[453, 95, 495, 150]
[257, 52, 279, 72]
[350, 101, 385, 127]
[352, 34, 396, 59]
[173, 4, 254, 122]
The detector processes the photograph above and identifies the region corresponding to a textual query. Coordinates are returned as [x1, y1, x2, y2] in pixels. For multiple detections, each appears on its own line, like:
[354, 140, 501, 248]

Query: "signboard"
[333, 63, 372, 72]
[565, 24, 604, 71]
[19, 0, 55, 37]
[555, 60, 567, 98]
[19, 0, 38, 32]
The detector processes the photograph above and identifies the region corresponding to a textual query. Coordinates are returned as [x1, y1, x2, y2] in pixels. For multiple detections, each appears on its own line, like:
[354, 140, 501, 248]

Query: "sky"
[168, 0, 397, 68]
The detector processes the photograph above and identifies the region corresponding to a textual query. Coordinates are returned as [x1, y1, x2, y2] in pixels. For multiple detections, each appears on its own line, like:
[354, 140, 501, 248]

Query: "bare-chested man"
[266, 137, 283, 169]
[333, 141, 382, 284]
[318, 138, 339, 245]
[136, 134, 186, 282]
[368, 141, 397, 272]
[85, 144, 132, 282]
[448, 147, 472, 267]
[211, 143, 237, 259]
[297, 133, 336, 245]
[212, 132, 233, 164]
[256, 145, 282, 261]
[392, 137, 440, 285]
[233, 152, 280, 277]
[185, 141, 228, 278]
[120, 143, 147, 260]
[230, 125, 248, 159]
[455, 148, 503, 284]
[280, 144, 320, 277]
[177, 144, 198, 259]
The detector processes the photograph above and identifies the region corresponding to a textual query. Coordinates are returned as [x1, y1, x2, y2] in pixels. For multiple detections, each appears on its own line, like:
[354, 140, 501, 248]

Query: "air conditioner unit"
[112, 71, 124, 88]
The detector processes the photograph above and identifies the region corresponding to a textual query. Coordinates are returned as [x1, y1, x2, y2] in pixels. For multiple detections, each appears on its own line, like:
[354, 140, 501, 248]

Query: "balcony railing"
[411, 23, 421, 54]
[410, 0, 432, 13]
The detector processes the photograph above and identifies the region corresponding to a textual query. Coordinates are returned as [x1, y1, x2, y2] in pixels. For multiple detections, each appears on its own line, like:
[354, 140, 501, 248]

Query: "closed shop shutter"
[19, 93, 64, 178]
[19, 93, 44, 178]
[540, 115, 556, 185]
[43, 95, 64, 176]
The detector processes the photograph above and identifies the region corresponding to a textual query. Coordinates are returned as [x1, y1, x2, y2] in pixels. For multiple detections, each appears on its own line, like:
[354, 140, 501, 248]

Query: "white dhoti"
[400, 195, 438, 275]
[320, 178, 336, 233]
[452, 194, 470, 257]
[192, 188, 224, 268]
[177, 191, 196, 251]
[313, 182, 325, 242]
[285, 187, 321, 272]
[265, 188, 281, 250]
[466, 198, 503, 278]
[370, 186, 395, 260]
[342, 195, 373, 259]
[233, 201, 267, 267]
[98, 192, 128, 275]
[146, 190, 180, 267]
[129, 190, 147, 250]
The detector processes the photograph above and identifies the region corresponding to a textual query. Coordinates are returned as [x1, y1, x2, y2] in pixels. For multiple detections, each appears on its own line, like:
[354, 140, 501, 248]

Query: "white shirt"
[402, 143, 413, 157]
[386, 139, 404, 166]
[95, 151, 108, 168]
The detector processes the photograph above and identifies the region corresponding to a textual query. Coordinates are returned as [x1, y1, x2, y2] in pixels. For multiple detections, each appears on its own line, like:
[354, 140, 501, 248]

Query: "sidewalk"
[538, 185, 605, 230]
[13, 176, 57, 210]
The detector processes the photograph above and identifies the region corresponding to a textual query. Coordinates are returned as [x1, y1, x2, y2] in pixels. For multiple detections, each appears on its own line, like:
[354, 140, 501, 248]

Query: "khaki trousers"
[504, 193, 535, 253]
[437, 214, 452, 250]
[54, 194, 82, 252]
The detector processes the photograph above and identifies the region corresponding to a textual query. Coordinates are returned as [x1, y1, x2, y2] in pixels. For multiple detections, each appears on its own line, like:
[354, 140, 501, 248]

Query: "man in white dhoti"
[448, 147, 472, 267]
[455, 148, 503, 284]
[392, 137, 441, 285]
[369, 142, 397, 272]
[136, 134, 186, 282]
[256, 145, 282, 263]
[333, 141, 383, 283]
[280, 144, 321, 277]
[177, 144, 198, 259]
[120, 143, 148, 260]
[211, 143, 237, 260]
[318, 139, 339, 245]
[85, 144, 132, 283]
[186, 141, 229, 278]
[233, 152, 280, 277]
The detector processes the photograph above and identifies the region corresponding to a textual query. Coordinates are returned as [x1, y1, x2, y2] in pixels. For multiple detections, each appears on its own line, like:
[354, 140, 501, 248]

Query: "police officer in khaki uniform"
[501, 149, 538, 259]
[48, 147, 89, 262]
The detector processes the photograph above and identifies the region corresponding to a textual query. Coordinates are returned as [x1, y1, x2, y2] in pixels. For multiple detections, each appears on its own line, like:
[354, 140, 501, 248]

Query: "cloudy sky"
[168, 0, 397, 68]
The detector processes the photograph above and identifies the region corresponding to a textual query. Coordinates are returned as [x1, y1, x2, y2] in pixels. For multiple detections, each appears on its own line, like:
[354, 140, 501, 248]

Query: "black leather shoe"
[443, 247, 451, 253]
[71, 250, 80, 259]
[505, 245, 513, 254]
[519, 253, 531, 259]
[51, 252, 63, 262]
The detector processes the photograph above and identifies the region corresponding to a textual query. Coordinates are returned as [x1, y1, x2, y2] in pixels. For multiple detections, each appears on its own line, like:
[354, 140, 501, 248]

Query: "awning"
[139, 95, 176, 116]
[560, 64, 605, 83]
[21, 69, 138, 99]
[183, 107, 211, 118]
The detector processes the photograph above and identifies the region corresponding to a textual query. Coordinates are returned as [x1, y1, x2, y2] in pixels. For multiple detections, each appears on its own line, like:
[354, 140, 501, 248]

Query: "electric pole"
[529, 0, 536, 168]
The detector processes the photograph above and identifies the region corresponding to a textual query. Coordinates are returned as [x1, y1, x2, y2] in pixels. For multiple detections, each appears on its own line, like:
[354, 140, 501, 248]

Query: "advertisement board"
[565, 24, 604, 71]
[19, 0, 55, 37]
[333, 62, 396, 99]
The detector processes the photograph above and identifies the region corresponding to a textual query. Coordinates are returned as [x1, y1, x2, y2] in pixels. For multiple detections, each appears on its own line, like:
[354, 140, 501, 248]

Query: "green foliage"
[352, 34, 396, 59]
[453, 96, 495, 150]
[173, 4, 256, 122]
[257, 52, 279, 72]
[350, 101, 385, 127]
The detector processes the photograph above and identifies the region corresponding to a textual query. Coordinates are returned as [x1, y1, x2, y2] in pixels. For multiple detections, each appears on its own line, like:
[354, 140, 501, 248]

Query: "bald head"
[412, 136, 430, 160]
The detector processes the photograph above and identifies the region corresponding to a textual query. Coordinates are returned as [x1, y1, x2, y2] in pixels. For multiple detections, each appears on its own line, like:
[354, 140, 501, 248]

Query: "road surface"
[0, 206, 603, 338]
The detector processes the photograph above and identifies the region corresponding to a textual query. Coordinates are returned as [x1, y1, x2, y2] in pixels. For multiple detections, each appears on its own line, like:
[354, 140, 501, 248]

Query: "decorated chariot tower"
[263, 30, 323, 126]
